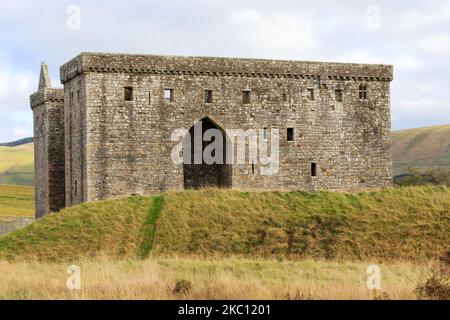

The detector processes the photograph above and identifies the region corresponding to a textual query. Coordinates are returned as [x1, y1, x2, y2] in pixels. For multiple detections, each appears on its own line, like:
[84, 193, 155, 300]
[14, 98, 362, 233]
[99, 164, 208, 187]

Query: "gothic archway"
[183, 117, 232, 189]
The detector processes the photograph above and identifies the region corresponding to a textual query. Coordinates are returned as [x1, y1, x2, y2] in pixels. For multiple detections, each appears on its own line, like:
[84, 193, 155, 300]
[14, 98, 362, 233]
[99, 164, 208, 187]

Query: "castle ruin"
[31, 53, 393, 218]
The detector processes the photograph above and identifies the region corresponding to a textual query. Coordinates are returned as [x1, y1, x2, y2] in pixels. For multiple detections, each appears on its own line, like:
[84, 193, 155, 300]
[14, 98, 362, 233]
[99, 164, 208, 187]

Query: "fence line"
[0, 217, 35, 238]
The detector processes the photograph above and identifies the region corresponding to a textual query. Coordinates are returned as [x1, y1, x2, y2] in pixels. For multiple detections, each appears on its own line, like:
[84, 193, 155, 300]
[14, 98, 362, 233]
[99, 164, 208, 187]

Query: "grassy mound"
[0, 187, 449, 262]
[0, 196, 159, 261]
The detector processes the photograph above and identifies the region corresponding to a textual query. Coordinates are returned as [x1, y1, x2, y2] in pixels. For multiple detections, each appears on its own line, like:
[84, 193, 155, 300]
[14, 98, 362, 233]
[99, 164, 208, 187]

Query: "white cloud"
[226, 10, 319, 59]
[419, 34, 450, 55]
[0, 52, 36, 141]
[12, 127, 28, 138]
[402, 11, 442, 31]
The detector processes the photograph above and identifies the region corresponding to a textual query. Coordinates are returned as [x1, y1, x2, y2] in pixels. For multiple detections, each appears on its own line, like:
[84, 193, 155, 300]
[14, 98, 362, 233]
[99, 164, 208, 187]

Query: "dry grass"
[0, 257, 431, 300]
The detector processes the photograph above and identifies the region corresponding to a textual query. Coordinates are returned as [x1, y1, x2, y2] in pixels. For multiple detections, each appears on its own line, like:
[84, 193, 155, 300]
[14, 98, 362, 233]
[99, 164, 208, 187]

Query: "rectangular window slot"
[204, 90, 213, 103]
[242, 90, 251, 104]
[124, 87, 133, 101]
[307, 89, 315, 101]
[335, 89, 343, 102]
[287, 128, 294, 141]
[311, 163, 317, 177]
[164, 88, 173, 102]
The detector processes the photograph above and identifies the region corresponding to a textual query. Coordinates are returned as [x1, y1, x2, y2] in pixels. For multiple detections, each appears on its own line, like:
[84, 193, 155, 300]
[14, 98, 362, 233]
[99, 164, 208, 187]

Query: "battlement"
[30, 88, 64, 110]
[60, 52, 393, 84]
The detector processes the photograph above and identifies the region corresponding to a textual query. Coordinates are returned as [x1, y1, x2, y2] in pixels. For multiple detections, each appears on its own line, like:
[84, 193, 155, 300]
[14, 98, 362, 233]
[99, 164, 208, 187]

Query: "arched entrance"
[183, 117, 232, 189]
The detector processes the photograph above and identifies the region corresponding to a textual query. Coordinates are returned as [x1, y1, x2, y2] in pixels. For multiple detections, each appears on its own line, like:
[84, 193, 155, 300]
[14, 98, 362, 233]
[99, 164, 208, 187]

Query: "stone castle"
[30, 53, 393, 218]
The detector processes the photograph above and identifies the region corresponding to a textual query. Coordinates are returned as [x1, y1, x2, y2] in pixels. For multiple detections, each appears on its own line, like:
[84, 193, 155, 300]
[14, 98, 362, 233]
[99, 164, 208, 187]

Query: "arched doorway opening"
[183, 117, 232, 189]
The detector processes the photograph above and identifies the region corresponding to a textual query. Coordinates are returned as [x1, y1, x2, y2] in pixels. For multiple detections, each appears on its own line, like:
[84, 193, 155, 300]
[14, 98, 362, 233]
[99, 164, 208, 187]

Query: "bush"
[394, 168, 450, 187]
[415, 250, 450, 300]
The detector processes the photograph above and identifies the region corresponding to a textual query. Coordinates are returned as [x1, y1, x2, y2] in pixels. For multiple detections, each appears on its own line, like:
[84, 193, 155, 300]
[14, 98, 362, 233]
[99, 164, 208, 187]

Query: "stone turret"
[30, 63, 65, 218]
[38, 62, 52, 90]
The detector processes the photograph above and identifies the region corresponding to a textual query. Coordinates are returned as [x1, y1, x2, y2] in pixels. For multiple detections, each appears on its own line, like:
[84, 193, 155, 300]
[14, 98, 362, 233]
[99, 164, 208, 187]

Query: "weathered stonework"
[32, 53, 393, 216]
[30, 63, 65, 218]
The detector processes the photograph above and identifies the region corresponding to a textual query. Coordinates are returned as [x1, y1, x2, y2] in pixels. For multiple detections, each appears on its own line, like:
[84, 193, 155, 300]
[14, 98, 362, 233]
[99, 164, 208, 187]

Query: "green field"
[392, 124, 450, 175]
[0, 187, 448, 262]
[0, 185, 34, 220]
[0, 143, 34, 186]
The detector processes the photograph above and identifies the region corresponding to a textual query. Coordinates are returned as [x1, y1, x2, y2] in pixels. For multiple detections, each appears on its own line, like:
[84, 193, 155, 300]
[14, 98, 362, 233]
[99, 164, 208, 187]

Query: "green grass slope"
[0, 143, 34, 186]
[392, 125, 450, 175]
[0, 187, 448, 262]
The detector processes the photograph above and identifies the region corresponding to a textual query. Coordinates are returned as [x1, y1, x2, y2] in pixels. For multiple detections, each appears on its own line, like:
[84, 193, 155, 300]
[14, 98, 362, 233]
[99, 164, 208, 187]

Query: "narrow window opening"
[263, 127, 268, 139]
[149, 91, 151, 104]
[124, 87, 133, 101]
[335, 89, 343, 102]
[282, 93, 287, 102]
[76, 90, 81, 104]
[307, 88, 315, 101]
[311, 163, 317, 177]
[74, 180, 78, 198]
[287, 128, 294, 141]
[251, 163, 255, 175]
[242, 90, 251, 104]
[359, 85, 368, 100]
[164, 88, 173, 102]
[204, 90, 213, 103]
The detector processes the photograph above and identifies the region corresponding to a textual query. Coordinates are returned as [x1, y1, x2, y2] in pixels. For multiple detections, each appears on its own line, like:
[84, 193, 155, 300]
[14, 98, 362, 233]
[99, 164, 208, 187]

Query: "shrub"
[415, 250, 450, 300]
[395, 168, 450, 187]
[172, 279, 193, 296]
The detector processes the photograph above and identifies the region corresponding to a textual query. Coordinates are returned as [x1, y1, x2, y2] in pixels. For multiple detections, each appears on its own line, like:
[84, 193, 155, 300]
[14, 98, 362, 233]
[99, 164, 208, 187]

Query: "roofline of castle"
[59, 52, 394, 84]
[30, 88, 64, 110]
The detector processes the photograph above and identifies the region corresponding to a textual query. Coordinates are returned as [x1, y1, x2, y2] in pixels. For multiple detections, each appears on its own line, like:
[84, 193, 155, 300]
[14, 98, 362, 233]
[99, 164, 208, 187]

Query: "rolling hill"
[392, 124, 450, 176]
[0, 143, 34, 186]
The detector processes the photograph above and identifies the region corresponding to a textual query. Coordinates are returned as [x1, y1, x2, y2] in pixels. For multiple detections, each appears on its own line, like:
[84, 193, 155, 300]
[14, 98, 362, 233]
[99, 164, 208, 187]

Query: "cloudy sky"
[1, 0, 450, 142]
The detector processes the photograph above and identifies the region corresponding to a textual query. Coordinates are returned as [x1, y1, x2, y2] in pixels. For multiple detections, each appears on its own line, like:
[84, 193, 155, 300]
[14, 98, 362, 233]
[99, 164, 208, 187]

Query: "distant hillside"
[0, 143, 34, 186]
[0, 137, 33, 147]
[0, 187, 448, 262]
[392, 125, 450, 176]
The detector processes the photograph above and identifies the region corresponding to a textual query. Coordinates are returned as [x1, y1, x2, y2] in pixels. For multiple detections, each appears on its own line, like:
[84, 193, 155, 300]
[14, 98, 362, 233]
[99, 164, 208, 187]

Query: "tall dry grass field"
[0, 257, 431, 300]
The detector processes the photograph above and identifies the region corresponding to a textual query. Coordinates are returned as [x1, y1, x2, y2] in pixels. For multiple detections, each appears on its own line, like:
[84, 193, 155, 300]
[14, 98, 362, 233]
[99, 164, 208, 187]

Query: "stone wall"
[59, 53, 393, 202]
[30, 88, 65, 217]
[63, 75, 86, 207]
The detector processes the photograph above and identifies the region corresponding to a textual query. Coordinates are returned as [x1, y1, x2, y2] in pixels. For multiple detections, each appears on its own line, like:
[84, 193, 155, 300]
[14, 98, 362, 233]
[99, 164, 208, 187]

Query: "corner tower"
[30, 63, 65, 218]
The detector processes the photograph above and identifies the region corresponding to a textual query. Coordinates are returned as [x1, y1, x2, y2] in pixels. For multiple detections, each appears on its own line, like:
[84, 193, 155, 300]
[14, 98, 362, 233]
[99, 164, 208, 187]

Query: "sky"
[1, 0, 450, 142]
